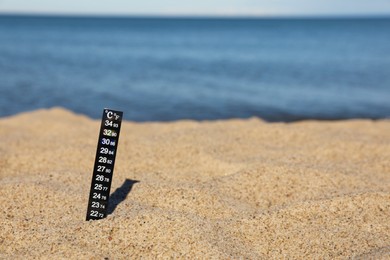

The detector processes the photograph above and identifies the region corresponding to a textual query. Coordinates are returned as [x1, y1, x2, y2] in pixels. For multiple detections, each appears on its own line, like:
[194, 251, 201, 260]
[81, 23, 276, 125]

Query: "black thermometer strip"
[86, 108, 123, 221]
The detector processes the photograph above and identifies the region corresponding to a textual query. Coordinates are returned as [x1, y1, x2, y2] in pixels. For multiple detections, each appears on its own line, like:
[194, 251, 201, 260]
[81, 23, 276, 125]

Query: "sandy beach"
[0, 107, 389, 258]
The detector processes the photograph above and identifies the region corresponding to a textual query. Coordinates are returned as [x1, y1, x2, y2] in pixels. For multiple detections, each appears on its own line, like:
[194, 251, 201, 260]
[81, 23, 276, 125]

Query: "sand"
[0, 107, 389, 259]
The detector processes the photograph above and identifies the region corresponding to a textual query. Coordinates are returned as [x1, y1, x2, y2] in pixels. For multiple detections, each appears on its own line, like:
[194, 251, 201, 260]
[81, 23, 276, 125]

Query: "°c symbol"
[107, 111, 113, 119]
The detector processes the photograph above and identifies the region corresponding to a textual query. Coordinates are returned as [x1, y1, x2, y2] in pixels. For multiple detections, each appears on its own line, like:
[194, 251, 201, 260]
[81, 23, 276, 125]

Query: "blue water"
[0, 15, 389, 121]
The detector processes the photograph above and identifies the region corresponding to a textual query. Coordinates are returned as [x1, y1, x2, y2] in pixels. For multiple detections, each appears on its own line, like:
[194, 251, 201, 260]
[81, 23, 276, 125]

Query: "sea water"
[0, 15, 389, 121]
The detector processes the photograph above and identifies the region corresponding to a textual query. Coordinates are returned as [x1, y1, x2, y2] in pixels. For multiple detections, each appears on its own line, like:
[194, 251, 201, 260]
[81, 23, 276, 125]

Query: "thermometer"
[86, 108, 123, 221]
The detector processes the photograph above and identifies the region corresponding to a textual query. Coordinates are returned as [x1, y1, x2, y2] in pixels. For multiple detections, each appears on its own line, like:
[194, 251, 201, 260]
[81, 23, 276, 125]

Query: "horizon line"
[0, 12, 390, 19]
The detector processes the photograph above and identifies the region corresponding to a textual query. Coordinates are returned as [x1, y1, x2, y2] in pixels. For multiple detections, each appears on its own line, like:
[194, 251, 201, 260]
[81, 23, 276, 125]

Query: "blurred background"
[0, 0, 389, 121]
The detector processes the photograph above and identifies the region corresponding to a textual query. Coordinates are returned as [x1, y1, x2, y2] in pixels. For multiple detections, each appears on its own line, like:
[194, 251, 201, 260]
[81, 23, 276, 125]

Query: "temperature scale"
[86, 108, 123, 221]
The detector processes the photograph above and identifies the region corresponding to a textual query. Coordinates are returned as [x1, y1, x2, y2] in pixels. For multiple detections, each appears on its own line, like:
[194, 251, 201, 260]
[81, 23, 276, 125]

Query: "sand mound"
[1, 108, 389, 258]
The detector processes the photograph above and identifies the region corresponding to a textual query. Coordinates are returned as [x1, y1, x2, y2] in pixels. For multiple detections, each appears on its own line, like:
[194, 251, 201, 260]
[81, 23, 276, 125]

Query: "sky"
[0, 0, 390, 17]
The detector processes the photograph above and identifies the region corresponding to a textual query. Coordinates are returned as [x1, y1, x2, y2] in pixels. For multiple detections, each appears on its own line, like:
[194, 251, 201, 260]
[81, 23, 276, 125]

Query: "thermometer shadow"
[107, 178, 139, 215]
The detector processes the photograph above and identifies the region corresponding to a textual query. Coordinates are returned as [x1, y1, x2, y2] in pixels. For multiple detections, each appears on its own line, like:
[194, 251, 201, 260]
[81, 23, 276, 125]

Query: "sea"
[0, 15, 389, 121]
